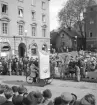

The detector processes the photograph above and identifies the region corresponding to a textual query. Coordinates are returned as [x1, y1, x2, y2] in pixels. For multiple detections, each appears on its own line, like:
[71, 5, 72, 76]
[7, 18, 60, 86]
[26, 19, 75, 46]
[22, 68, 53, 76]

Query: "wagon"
[26, 51, 53, 86]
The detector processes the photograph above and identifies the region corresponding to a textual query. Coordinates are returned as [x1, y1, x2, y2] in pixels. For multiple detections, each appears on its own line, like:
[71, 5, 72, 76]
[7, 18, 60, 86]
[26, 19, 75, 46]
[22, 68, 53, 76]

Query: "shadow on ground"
[2, 80, 46, 87]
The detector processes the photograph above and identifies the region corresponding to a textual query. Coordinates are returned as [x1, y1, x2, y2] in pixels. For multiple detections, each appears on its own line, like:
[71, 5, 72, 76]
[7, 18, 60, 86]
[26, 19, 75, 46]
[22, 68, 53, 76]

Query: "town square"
[0, 0, 97, 105]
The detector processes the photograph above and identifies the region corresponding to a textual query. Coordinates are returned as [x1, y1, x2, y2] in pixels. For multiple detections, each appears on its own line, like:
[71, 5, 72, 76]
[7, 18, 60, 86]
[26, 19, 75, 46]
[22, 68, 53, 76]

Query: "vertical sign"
[39, 51, 50, 79]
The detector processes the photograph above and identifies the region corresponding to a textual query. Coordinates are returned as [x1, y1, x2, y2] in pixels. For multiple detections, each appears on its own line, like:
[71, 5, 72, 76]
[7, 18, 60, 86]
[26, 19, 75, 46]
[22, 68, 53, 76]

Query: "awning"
[1, 42, 11, 51]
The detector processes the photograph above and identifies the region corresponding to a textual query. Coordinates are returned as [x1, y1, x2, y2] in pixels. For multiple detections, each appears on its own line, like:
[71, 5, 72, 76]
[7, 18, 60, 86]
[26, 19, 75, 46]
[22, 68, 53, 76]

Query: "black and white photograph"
[0, 0, 97, 105]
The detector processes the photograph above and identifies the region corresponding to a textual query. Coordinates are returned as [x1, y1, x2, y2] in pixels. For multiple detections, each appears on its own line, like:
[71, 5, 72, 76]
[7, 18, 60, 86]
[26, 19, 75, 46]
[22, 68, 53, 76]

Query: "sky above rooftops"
[50, 0, 68, 31]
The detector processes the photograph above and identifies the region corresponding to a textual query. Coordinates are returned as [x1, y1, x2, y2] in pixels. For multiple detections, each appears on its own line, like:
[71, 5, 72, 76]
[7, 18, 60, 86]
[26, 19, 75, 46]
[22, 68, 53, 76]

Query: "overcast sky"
[50, 0, 68, 31]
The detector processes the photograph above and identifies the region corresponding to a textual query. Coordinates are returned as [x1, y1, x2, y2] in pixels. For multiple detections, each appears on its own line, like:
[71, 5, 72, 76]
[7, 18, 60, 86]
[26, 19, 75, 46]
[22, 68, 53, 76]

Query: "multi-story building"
[0, 0, 50, 58]
[84, 0, 97, 50]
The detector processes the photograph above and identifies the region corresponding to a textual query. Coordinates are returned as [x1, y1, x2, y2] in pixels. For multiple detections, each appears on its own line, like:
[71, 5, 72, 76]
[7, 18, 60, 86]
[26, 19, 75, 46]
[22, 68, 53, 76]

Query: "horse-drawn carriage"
[26, 51, 53, 86]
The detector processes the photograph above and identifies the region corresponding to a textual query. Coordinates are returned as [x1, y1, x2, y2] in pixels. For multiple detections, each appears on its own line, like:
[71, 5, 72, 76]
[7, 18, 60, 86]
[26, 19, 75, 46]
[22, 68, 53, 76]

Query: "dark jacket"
[1, 101, 14, 105]
[12, 95, 23, 105]
[0, 96, 6, 105]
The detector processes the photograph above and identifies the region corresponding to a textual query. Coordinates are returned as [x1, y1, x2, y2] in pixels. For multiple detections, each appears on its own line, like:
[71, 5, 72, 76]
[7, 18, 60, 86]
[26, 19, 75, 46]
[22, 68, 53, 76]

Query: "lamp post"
[24, 30, 28, 57]
[13, 36, 16, 55]
[50, 44, 52, 53]
[75, 36, 77, 51]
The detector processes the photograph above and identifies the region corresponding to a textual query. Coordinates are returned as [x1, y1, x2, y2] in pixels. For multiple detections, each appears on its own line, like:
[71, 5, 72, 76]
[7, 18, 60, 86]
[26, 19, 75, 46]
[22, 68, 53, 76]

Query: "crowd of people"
[0, 84, 96, 105]
[0, 56, 39, 76]
[0, 50, 97, 82]
[50, 51, 97, 81]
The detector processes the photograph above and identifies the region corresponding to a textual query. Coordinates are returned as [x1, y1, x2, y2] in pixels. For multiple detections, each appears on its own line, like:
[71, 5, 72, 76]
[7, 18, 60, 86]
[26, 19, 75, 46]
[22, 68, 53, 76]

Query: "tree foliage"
[58, 0, 89, 37]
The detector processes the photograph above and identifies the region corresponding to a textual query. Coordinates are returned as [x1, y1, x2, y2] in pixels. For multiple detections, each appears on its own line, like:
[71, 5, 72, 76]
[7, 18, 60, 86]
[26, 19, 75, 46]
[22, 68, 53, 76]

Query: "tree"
[58, 0, 89, 37]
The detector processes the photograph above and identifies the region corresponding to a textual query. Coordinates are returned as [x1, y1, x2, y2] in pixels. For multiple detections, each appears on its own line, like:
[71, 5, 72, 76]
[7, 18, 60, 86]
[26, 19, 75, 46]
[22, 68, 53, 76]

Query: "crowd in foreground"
[0, 84, 96, 105]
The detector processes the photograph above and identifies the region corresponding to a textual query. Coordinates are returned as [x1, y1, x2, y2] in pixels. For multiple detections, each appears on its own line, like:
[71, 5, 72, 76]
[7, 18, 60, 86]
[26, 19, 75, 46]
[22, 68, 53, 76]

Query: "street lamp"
[13, 36, 16, 55]
[24, 30, 28, 57]
[75, 36, 77, 51]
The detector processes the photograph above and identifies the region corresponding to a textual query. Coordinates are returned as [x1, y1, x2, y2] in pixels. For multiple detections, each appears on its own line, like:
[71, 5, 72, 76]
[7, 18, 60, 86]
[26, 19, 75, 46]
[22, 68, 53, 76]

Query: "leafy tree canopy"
[58, 0, 89, 29]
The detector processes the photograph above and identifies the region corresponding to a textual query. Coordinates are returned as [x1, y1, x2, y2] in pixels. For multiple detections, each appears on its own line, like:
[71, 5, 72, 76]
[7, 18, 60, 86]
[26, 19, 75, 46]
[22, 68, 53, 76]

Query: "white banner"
[39, 51, 50, 79]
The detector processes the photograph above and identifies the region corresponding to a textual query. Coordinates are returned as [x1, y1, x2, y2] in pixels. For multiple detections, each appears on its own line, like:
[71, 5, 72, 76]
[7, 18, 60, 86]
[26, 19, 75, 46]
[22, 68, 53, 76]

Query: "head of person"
[4, 88, 13, 100]
[12, 86, 18, 94]
[61, 92, 77, 105]
[80, 94, 95, 105]
[43, 89, 52, 99]
[23, 91, 37, 105]
[0, 85, 5, 94]
[23, 93, 28, 98]
[34, 91, 43, 104]
[18, 85, 25, 95]
[54, 96, 63, 105]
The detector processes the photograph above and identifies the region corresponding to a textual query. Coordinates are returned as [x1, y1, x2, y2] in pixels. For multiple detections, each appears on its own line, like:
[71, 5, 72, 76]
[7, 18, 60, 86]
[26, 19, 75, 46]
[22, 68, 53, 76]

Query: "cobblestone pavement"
[0, 76, 97, 102]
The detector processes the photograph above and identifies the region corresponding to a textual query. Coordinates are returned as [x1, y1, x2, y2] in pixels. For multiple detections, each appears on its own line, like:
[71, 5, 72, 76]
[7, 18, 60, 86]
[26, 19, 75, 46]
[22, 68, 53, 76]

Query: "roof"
[59, 28, 81, 38]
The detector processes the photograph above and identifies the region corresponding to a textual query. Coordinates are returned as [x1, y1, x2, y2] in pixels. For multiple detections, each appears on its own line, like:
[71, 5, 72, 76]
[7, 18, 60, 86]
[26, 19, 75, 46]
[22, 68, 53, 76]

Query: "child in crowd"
[2, 88, 14, 105]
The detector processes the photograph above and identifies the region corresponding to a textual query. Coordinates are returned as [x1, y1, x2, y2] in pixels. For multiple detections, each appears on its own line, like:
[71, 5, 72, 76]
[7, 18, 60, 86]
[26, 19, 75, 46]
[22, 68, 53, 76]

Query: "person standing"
[30, 63, 39, 83]
[75, 62, 80, 82]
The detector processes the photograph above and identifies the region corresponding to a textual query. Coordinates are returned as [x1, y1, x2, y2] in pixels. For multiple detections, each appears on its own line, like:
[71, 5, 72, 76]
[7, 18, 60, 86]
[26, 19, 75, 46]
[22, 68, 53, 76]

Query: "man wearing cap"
[12, 85, 25, 105]
[60, 92, 77, 105]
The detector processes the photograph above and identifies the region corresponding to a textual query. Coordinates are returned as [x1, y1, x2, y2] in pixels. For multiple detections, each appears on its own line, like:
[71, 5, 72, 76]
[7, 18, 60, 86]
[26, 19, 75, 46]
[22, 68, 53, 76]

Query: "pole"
[13, 36, 16, 55]
[26, 36, 27, 57]
[24, 30, 28, 57]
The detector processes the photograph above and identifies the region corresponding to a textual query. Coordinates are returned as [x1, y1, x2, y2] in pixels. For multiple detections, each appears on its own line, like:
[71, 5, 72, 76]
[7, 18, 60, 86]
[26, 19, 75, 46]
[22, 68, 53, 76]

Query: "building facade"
[50, 28, 81, 53]
[0, 0, 50, 58]
[84, 0, 97, 50]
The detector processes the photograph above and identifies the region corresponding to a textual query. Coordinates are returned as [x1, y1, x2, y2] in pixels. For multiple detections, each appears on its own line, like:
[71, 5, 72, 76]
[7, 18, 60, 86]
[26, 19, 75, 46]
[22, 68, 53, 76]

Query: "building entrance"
[18, 43, 26, 57]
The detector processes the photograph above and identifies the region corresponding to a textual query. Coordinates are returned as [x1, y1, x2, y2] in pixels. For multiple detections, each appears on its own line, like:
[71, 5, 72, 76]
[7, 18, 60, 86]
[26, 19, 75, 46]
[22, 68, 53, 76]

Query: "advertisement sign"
[39, 51, 50, 79]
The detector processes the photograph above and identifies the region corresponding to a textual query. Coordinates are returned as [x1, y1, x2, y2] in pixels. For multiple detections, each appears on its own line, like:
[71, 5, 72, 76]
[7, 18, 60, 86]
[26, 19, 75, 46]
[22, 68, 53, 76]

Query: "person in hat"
[60, 92, 77, 105]
[2, 88, 14, 105]
[23, 91, 37, 105]
[79, 94, 95, 105]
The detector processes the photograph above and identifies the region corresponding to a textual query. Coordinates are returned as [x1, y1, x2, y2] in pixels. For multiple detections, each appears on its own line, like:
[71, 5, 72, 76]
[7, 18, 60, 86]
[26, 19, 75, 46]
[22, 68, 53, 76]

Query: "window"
[42, 1, 45, 9]
[19, 25, 24, 35]
[32, 27, 36, 36]
[18, 8, 23, 17]
[2, 23, 8, 34]
[32, 11, 35, 20]
[32, 0, 36, 6]
[42, 28, 46, 37]
[90, 32, 92, 37]
[1, 3, 8, 14]
[42, 14, 46, 22]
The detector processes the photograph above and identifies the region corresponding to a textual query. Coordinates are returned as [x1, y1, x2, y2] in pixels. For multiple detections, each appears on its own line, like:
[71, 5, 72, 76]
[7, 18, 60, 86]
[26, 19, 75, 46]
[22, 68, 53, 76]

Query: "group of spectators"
[50, 52, 97, 81]
[0, 56, 39, 76]
[0, 84, 96, 105]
